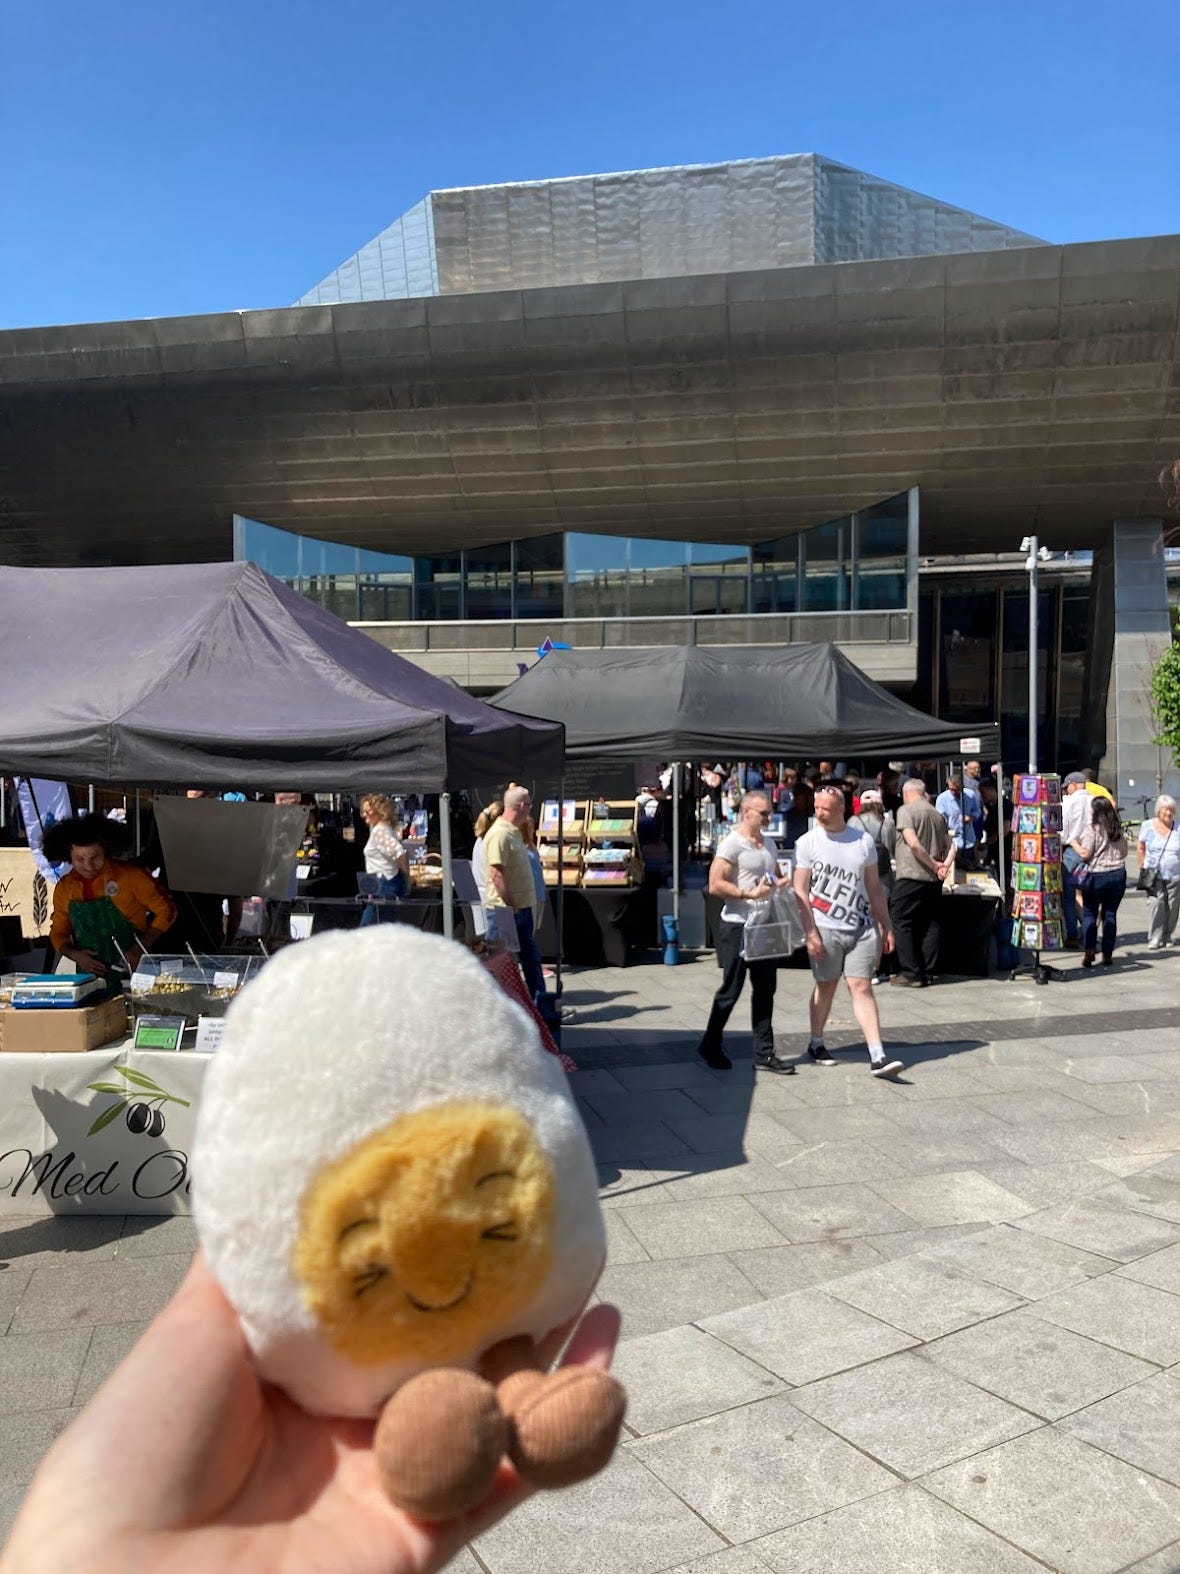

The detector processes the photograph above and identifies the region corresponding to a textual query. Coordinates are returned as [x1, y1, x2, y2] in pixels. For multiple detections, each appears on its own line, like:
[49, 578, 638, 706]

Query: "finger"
[558, 1302, 621, 1372]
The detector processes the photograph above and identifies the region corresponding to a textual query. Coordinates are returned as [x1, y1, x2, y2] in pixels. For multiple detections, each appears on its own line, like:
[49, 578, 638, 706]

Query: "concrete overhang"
[1, 234, 1178, 566]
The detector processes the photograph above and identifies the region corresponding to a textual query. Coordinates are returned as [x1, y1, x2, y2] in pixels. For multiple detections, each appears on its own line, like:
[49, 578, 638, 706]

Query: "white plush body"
[192, 927, 604, 1418]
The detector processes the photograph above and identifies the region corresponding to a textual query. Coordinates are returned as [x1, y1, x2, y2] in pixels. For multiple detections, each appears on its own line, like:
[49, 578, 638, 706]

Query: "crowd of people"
[692, 756, 1171, 1076]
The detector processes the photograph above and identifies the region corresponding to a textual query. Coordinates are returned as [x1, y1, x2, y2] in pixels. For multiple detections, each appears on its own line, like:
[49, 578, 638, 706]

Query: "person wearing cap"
[793, 783, 904, 1078]
[1061, 773, 1093, 948]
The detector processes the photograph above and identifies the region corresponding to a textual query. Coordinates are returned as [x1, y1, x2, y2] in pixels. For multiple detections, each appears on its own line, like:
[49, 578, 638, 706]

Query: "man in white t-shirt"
[793, 783, 903, 1078]
[697, 790, 796, 1074]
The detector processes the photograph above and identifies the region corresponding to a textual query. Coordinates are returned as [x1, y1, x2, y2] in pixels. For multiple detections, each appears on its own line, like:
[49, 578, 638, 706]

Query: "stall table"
[537, 886, 656, 967]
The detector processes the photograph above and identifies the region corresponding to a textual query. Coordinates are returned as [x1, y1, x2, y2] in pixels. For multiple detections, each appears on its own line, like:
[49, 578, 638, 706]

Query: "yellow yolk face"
[291, 1101, 556, 1366]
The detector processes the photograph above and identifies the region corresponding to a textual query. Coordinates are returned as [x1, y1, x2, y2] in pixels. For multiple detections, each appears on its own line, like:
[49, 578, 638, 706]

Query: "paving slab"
[1116, 1241, 1180, 1294]
[788, 1350, 1039, 1478]
[0, 1325, 93, 1413]
[725, 1238, 883, 1297]
[1059, 1371, 1180, 1486]
[632, 1393, 895, 1543]
[923, 1220, 1116, 1299]
[8, 1254, 191, 1334]
[700, 1286, 916, 1384]
[921, 1308, 1156, 1419]
[1029, 1275, 1180, 1364]
[472, 1449, 724, 1574]
[752, 1480, 1044, 1573]
[748, 1182, 918, 1242]
[618, 1195, 787, 1259]
[665, 1550, 776, 1574]
[871, 1169, 1034, 1228]
[595, 1254, 762, 1339]
[923, 1426, 1180, 1574]
[611, 1324, 783, 1435]
[822, 1253, 1026, 1340]
[1015, 1197, 1180, 1261]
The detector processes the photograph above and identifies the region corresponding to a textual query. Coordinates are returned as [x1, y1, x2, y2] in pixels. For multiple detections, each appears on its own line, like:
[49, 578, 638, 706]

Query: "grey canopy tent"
[0, 561, 564, 937]
[493, 643, 1001, 923]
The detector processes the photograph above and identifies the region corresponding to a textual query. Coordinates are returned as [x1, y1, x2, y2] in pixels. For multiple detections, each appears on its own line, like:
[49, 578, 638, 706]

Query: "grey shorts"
[809, 925, 880, 982]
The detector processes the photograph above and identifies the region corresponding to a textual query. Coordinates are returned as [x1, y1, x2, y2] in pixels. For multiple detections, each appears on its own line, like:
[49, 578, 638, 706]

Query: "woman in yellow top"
[44, 813, 178, 976]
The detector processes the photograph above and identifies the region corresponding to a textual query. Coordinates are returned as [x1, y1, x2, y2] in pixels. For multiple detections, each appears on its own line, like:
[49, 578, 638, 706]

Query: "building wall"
[295, 155, 1042, 306]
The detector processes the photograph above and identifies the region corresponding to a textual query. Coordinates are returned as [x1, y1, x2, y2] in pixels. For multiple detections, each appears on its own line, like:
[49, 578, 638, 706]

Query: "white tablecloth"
[0, 1043, 209, 1216]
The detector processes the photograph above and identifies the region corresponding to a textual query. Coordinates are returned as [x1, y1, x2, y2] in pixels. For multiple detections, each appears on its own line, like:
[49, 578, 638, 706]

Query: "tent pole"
[88, 784, 96, 812]
[555, 772, 564, 999]
[440, 791, 454, 941]
[672, 761, 681, 925]
[0, 778, 5, 830]
[996, 761, 1006, 898]
[134, 790, 141, 858]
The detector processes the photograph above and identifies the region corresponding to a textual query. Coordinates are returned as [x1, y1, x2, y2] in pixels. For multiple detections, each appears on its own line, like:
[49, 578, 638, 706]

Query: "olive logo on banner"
[86, 1065, 191, 1137]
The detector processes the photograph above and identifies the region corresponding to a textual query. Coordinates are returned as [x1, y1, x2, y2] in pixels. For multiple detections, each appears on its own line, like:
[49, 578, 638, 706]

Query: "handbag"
[1137, 827, 1174, 893]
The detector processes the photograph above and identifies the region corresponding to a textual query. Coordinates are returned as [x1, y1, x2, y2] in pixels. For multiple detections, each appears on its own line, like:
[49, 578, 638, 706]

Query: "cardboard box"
[0, 995, 129, 1054]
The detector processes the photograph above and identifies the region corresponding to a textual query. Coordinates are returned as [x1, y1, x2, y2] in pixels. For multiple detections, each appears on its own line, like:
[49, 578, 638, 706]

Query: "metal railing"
[353, 608, 912, 654]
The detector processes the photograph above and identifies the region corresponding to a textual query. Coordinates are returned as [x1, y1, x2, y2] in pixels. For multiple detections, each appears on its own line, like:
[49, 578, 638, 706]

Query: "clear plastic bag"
[741, 888, 805, 961]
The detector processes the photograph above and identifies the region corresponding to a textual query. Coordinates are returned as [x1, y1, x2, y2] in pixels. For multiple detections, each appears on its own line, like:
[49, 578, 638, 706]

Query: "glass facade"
[917, 576, 1088, 773]
[234, 489, 916, 624]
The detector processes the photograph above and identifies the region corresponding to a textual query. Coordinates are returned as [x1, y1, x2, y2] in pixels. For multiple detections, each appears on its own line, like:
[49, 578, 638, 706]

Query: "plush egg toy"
[192, 926, 625, 1520]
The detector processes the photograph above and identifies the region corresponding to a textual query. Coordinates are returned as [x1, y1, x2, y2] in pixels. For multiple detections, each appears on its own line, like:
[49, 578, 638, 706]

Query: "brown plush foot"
[499, 1365, 626, 1489]
[375, 1368, 507, 1521]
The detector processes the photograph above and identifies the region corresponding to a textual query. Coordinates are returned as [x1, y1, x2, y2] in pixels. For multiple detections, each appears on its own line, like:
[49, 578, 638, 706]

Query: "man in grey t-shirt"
[697, 790, 796, 1074]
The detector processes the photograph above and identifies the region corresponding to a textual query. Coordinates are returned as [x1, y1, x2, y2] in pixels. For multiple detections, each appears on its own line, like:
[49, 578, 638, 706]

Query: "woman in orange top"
[44, 813, 177, 977]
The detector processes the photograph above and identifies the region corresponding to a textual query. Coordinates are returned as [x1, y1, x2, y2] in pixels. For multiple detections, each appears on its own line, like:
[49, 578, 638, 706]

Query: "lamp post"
[1019, 536, 1050, 774]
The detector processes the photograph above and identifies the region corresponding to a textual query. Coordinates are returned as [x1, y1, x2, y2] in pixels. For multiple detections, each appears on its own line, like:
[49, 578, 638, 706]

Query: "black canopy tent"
[493, 643, 1001, 931]
[0, 562, 564, 939]
[491, 643, 999, 760]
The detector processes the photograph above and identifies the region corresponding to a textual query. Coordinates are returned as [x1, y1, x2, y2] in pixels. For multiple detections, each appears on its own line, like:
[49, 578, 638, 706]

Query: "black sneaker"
[697, 1043, 732, 1071]
[870, 1057, 904, 1079]
[890, 975, 926, 988]
[755, 1051, 797, 1075]
[807, 1045, 838, 1066]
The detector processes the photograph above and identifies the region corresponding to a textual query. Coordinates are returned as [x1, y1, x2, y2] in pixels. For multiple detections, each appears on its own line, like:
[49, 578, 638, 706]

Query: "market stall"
[494, 643, 1000, 964]
[0, 563, 565, 1213]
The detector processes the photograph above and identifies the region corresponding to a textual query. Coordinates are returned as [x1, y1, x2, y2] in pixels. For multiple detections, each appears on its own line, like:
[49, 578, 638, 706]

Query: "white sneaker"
[870, 1057, 904, 1079]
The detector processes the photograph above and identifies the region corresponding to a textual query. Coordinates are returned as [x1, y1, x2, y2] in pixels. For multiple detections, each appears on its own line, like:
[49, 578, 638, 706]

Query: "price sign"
[213, 971, 239, 989]
[195, 1016, 227, 1053]
[130, 972, 153, 993]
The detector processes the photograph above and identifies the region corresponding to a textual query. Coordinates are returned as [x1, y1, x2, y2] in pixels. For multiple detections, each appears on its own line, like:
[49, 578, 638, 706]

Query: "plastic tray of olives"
[129, 954, 261, 1022]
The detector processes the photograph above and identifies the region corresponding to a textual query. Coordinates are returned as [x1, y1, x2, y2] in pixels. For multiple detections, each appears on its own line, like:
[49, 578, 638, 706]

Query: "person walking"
[1138, 795, 1180, 949]
[793, 783, 904, 1078]
[696, 790, 796, 1074]
[888, 779, 953, 988]
[357, 794, 410, 926]
[1068, 796, 1129, 967]
[1060, 772, 1094, 949]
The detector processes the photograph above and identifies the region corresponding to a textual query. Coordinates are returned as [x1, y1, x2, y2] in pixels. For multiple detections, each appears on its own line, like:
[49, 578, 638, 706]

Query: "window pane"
[415, 555, 463, 620]
[689, 542, 749, 615]
[752, 536, 799, 614]
[855, 493, 909, 610]
[939, 589, 997, 723]
[628, 537, 687, 617]
[234, 516, 303, 580]
[566, 533, 628, 618]
[1056, 586, 1089, 770]
[800, 520, 847, 611]
[515, 533, 565, 620]
[465, 543, 513, 620]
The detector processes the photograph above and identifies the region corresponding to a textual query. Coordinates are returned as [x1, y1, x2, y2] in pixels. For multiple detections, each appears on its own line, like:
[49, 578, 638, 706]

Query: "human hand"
[805, 930, 825, 959]
[68, 948, 106, 975]
[0, 1254, 621, 1574]
[880, 926, 896, 955]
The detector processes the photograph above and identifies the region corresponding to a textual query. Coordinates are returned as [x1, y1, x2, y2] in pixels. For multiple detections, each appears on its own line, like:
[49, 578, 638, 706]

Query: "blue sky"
[2, 0, 1177, 330]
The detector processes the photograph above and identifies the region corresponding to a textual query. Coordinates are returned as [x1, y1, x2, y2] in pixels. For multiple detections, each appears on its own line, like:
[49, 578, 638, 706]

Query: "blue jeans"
[1061, 847, 1084, 940]
[1081, 868, 1126, 957]
[359, 873, 408, 926]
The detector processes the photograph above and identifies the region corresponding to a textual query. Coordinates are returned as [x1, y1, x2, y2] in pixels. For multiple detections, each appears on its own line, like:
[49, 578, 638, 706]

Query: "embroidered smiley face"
[291, 1101, 556, 1366]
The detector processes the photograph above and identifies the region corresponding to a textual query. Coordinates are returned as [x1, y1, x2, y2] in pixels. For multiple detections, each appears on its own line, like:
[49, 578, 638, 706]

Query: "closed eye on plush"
[481, 1221, 517, 1241]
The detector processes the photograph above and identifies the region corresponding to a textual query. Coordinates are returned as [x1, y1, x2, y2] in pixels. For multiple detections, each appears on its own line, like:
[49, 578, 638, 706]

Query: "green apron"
[68, 894, 138, 972]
